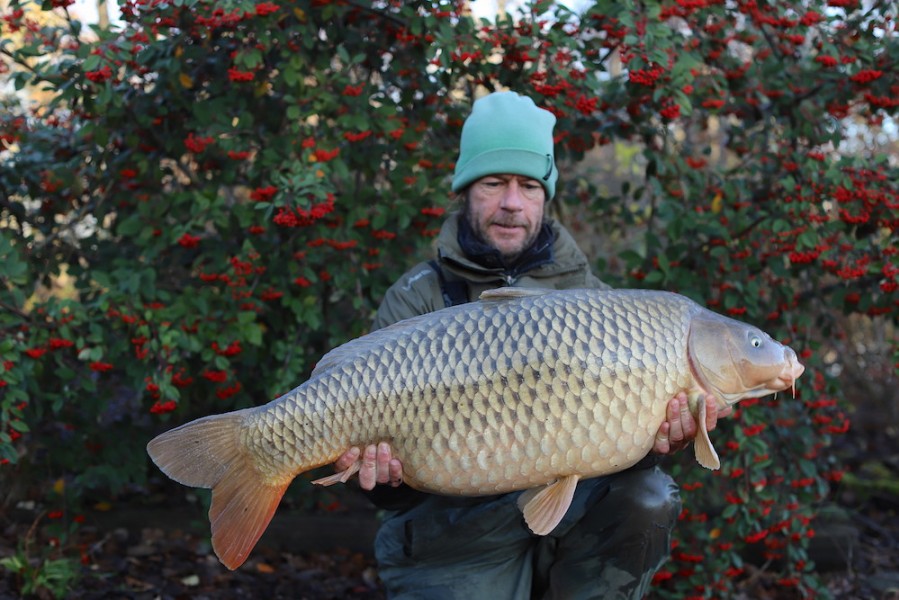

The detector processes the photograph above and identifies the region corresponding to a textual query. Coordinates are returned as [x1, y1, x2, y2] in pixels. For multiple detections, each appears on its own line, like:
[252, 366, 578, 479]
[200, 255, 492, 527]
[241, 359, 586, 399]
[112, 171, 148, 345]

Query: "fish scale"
[147, 287, 804, 570]
[244, 289, 691, 495]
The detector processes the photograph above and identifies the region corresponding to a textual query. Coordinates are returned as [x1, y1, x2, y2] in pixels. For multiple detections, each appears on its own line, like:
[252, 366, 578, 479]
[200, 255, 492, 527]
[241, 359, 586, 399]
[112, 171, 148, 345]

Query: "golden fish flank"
[147, 287, 804, 570]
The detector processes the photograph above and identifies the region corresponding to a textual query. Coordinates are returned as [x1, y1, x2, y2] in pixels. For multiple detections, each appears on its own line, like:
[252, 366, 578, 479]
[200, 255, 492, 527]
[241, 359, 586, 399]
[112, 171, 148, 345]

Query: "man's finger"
[667, 395, 684, 442]
[654, 422, 671, 455]
[376, 442, 391, 484]
[359, 444, 378, 490]
[335, 446, 360, 472]
[388, 458, 404, 487]
[677, 394, 695, 441]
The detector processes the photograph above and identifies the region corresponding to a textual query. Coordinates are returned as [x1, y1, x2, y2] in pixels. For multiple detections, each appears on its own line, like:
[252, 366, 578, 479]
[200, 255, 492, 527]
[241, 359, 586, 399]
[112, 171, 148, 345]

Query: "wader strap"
[428, 260, 469, 308]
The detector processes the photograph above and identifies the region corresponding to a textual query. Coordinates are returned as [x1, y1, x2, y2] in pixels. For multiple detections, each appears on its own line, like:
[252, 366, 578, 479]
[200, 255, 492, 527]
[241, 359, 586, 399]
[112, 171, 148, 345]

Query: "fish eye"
[750, 336, 762, 348]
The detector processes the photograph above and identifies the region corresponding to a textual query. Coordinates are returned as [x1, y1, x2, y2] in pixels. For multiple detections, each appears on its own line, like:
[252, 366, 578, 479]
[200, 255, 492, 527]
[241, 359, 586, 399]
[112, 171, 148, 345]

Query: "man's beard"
[463, 203, 541, 264]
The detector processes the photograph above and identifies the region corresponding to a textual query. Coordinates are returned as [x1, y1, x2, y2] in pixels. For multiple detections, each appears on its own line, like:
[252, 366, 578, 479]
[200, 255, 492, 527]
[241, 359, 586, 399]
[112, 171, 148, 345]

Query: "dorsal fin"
[479, 287, 553, 302]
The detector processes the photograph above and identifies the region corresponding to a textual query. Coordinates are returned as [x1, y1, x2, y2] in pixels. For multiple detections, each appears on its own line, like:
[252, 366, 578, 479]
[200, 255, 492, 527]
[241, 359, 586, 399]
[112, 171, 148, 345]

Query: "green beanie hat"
[452, 92, 558, 200]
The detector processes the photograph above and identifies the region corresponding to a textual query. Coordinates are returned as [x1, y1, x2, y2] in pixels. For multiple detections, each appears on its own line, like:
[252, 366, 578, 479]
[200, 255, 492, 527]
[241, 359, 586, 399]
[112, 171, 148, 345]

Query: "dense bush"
[1, 0, 896, 596]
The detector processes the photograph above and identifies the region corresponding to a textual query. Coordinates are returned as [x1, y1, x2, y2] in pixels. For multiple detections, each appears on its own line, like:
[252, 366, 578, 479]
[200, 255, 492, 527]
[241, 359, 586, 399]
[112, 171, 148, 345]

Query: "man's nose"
[500, 180, 525, 210]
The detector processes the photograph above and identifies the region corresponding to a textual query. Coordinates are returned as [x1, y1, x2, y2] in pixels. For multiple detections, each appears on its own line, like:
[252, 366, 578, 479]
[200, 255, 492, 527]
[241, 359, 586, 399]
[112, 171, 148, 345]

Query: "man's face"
[465, 174, 546, 262]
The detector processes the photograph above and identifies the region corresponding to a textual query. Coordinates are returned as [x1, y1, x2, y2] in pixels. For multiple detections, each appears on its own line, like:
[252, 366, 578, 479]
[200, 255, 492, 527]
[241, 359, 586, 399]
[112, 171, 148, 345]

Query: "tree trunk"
[97, 0, 109, 30]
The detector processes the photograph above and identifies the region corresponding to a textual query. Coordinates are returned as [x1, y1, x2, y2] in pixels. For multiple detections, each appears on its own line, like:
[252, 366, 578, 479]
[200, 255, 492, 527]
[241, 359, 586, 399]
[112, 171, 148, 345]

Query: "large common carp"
[147, 288, 804, 570]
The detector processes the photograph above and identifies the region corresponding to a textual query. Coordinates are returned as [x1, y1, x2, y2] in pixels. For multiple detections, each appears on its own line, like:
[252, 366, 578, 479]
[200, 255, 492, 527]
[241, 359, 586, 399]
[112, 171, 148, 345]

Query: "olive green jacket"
[372, 211, 609, 330]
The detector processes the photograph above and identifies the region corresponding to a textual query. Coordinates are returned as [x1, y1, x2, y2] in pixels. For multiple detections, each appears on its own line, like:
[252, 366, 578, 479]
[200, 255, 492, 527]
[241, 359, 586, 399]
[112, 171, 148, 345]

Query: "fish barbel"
[147, 288, 804, 569]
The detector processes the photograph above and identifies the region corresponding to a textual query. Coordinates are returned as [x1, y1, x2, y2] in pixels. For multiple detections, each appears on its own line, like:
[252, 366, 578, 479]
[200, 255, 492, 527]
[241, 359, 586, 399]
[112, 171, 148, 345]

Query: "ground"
[2, 479, 897, 599]
[3, 417, 899, 600]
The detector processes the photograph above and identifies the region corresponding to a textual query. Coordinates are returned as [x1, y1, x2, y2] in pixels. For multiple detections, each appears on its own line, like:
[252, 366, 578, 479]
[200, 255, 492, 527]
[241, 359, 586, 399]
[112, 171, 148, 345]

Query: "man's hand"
[334, 442, 404, 491]
[653, 392, 733, 455]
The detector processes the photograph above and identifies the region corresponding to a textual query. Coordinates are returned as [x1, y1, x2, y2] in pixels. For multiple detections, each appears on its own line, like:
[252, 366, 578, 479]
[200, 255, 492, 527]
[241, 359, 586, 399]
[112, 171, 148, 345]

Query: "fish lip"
[766, 359, 804, 393]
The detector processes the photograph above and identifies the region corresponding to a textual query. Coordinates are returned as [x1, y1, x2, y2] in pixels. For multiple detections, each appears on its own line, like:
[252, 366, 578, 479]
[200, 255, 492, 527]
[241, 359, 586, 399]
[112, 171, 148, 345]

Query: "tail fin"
[146, 409, 290, 570]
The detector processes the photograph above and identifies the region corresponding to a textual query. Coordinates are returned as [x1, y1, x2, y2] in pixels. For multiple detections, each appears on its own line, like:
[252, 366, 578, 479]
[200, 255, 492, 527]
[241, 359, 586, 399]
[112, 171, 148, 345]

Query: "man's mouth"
[491, 222, 522, 231]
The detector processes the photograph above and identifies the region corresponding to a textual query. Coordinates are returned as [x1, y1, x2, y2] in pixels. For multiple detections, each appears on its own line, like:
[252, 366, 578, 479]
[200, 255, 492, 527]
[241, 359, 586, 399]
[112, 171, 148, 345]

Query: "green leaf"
[83, 54, 101, 71]
[238, 48, 263, 69]
[657, 253, 671, 276]
[8, 418, 29, 433]
[237, 311, 256, 325]
[644, 270, 664, 284]
[245, 325, 263, 346]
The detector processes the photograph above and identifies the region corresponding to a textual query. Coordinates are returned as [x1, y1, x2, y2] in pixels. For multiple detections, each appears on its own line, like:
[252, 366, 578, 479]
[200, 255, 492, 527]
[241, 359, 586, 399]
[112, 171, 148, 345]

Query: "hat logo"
[543, 154, 553, 181]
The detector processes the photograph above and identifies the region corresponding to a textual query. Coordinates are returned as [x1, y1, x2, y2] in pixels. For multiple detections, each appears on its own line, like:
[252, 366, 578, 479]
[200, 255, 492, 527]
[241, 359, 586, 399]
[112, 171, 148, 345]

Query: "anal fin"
[517, 474, 580, 535]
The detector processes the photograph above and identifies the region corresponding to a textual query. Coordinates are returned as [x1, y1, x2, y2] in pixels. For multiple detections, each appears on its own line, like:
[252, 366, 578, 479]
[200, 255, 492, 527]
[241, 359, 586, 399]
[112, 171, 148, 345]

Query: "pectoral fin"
[692, 395, 721, 470]
[517, 474, 580, 535]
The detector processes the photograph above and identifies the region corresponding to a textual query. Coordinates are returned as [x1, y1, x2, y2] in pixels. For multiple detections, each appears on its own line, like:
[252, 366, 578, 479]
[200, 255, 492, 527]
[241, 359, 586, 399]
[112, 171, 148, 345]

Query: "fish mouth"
[765, 355, 805, 394]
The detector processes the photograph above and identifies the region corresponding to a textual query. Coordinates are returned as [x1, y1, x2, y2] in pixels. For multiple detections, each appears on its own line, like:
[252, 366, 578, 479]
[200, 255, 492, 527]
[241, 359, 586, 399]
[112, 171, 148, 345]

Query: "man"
[335, 91, 727, 599]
